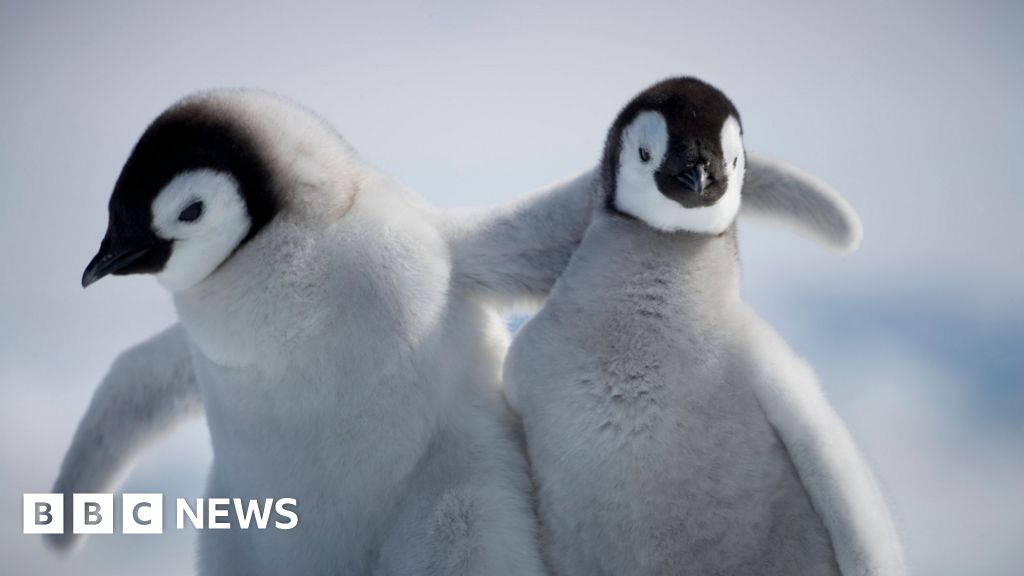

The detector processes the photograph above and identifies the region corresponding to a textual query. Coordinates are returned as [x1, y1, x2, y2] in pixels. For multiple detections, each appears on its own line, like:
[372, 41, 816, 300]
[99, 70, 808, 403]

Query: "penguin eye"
[178, 200, 204, 223]
[639, 147, 651, 163]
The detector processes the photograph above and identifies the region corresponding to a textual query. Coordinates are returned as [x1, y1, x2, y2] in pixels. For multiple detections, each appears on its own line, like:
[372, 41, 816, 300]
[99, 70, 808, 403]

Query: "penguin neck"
[170, 216, 335, 369]
[583, 208, 742, 315]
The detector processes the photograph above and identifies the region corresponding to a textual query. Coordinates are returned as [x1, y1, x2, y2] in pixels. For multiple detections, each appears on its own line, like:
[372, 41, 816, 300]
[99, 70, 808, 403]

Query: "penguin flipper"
[46, 324, 201, 553]
[743, 317, 905, 575]
[444, 168, 598, 311]
[741, 153, 863, 252]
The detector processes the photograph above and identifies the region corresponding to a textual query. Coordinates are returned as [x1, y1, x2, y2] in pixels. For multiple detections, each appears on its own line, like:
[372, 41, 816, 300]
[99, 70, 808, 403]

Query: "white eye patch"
[151, 169, 251, 291]
[622, 110, 670, 168]
[720, 115, 744, 181]
[614, 113, 744, 234]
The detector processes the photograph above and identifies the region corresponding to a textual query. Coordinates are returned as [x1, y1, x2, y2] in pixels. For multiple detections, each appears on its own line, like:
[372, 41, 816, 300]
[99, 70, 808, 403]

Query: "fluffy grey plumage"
[48, 325, 200, 548]
[505, 77, 903, 576]
[742, 153, 862, 251]
[52, 90, 551, 576]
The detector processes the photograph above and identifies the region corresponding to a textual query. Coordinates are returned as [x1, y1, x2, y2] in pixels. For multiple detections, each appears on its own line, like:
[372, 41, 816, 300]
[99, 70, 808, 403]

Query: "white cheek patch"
[623, 111, 670, 165]
[614, 111, 672, 226]
[151, 170, 251, 292]
[715, 115, 745, 230]
[615, 114, 745, 235]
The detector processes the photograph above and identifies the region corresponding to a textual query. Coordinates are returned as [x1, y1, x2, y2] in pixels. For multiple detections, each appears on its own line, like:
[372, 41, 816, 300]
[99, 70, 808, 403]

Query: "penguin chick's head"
[603, 77, 745, 234]
[82, 98, 280, 292]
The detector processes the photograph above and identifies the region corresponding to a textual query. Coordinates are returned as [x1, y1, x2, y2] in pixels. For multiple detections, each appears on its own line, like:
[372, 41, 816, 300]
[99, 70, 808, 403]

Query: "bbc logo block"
[23, 493, 164, 535]
[23, 494, 63, 534]
[73, 493, 114, 534]
[123, 493, 163, 534]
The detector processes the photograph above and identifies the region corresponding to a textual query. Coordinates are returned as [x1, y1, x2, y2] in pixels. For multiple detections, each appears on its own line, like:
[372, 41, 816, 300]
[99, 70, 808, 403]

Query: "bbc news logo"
[23, 494, 298, 534]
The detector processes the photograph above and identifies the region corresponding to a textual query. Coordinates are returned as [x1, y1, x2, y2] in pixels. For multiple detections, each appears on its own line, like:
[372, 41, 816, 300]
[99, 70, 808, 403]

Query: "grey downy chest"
[507, 213, 839, 576]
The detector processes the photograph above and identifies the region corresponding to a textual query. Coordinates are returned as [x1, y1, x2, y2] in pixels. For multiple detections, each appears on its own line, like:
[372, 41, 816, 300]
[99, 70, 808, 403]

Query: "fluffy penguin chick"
[505, 77, 904, 576]
[77, 90, 550, 576]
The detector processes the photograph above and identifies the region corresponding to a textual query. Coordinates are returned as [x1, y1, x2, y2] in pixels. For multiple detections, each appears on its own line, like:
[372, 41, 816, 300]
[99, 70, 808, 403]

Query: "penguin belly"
[510, 310, 840, 576]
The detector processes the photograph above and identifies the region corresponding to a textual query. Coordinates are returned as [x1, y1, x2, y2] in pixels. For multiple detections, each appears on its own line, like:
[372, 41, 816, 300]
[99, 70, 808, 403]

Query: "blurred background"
[1, 0, 1021, 574]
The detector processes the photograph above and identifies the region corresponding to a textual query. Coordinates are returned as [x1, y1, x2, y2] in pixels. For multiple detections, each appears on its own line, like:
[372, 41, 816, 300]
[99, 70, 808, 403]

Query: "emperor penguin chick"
[77, 90, 548, 576]
[505, 78, 904, 576]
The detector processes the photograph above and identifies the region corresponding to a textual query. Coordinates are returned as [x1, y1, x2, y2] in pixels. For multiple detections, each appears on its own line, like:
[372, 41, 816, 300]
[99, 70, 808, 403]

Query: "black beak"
[81, 244, 163, 288]
[676, 164, 709, 194]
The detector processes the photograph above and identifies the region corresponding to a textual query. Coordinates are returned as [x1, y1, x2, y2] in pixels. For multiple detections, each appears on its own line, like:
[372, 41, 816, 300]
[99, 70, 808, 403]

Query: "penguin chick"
[505, 77, 904, 576]
[73, 90, 550, 576]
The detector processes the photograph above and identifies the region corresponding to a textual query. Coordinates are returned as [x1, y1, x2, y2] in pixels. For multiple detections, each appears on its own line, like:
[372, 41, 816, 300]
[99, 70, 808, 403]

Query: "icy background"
[1, 0, 1021, 574]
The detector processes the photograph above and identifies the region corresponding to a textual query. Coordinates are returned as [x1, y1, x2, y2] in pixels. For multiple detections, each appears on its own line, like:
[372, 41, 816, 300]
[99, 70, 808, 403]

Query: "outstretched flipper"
[744, 317, 905, 576]
[741, 153, 862, 252]
[47, 324, 201, 553]
[445, 168, 600, 311]
[447, 155, 861, 310]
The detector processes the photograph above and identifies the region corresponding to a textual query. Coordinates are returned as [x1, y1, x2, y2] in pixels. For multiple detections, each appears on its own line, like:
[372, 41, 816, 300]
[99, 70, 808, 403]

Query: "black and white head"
[82, 93, 315, 292]
[603, 77, 745, 234]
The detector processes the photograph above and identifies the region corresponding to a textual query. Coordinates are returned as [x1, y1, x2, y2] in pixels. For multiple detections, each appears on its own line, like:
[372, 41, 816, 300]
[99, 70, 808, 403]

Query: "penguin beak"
[675, 164, 709, 194]
[81, 242, 166, 288]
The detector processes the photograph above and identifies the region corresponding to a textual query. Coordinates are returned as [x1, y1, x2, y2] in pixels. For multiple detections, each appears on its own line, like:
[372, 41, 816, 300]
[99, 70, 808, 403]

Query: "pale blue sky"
[1, 1, 1021, 574]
